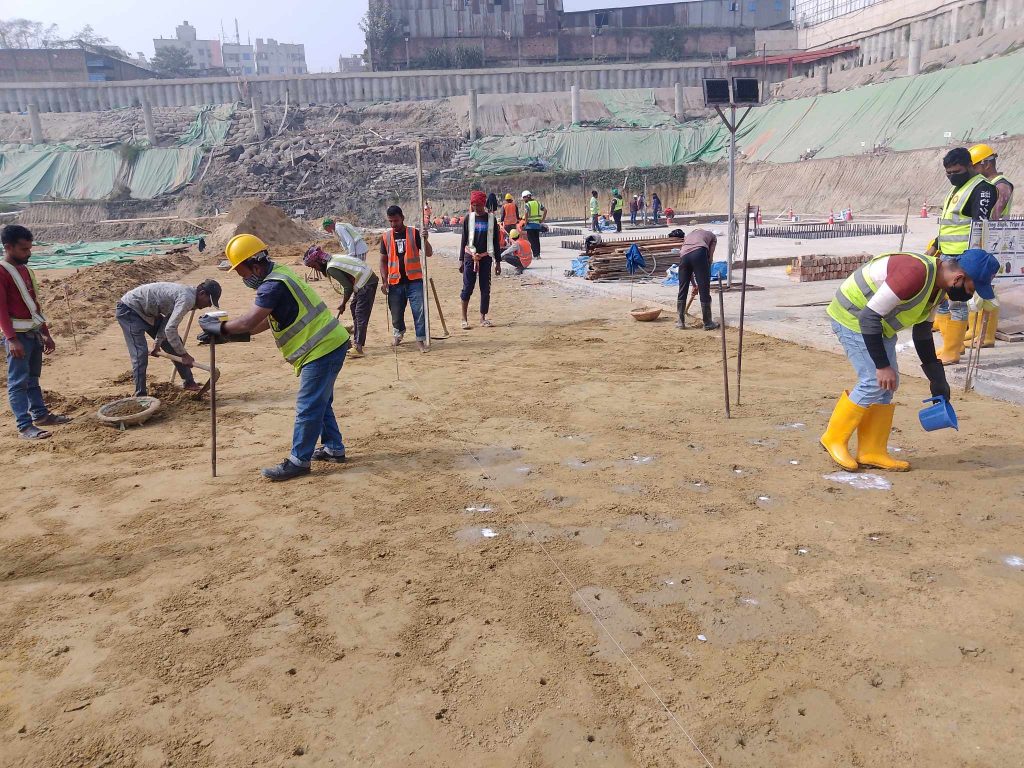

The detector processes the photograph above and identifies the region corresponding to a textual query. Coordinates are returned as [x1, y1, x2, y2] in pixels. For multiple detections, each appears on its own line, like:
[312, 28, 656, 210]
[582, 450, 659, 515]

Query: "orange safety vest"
[383, 226, 423, 285]
[517, 237, 533, 268]
[502, 202, 518, 226]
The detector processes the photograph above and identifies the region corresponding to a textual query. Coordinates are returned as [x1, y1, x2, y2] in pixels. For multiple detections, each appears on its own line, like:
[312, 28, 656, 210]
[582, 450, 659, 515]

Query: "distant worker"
[930, 147, 997, 364]
[637, 195, 647, 225]
[380, 205, 432, 353]
[423, 199, 433, 230]
[1, 224, 71, 440]
[116, 279, 222, 397]
[486, 192, 499, 214]
[501, 229, 533, 275]
[674, 229, 721, 332]
[610, 188, 624, 233]
[501, 193, 519, 231]
[821, 248, 997, 472]
[460, 190, 502, 329]
[629, 195, 638, 226]
[202, 234, 351, 481]
[964, 143, 1014, 349]
[589, 190, 600, 232]
[521, 190, 547, 260]
[651, 192, 662, 226]
[321, 218, 378, 358]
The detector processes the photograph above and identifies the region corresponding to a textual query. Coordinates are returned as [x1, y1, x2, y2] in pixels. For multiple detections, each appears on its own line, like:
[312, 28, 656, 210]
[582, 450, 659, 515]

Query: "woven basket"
[630, 307, 663, 322]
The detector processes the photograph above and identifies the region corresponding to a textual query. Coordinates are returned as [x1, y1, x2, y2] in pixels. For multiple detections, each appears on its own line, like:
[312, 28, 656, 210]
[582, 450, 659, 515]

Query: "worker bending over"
[1, 224, 71, 440]
[380, 205, 432, 353]
[205, 234, 351, 482]
[521, 190, 547, 260]
[963, 144, 1014, 350]
[501, 229, 533, 275]
[116, 279, 221, 396]
[321, 218, 378, 357]
[674, 229, 720, 331]
[821, 248, 998, 472]
[459, 191, 502, 328]
[931, 147, 996, 364]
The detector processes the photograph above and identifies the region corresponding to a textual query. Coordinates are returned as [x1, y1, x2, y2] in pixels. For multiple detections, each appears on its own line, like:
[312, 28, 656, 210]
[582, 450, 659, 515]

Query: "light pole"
[591, 33, 596, 61]
[404, 33, 410, 69]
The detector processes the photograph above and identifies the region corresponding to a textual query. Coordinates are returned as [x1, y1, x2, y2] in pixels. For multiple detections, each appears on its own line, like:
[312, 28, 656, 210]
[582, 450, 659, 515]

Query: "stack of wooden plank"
[583, 237, 682, 282]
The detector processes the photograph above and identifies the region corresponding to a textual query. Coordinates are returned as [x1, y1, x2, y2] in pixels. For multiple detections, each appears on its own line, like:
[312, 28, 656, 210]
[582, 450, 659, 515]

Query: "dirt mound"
[38, 253, 198, 352]
[206, 198, 317, 257]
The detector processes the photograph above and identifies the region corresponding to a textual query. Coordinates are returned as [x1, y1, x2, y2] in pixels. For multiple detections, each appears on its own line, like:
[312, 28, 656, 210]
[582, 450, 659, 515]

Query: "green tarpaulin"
[30, 237, 201, 269]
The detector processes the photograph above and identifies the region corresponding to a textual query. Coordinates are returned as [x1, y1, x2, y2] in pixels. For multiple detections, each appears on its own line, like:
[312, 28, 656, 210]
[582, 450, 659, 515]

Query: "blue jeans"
[387, 279, 426, 341]
[5, 331, 50, 431]
[935, 298, 968, 321]
[831, 319, 899, 406]
[289, 342, 348, 467]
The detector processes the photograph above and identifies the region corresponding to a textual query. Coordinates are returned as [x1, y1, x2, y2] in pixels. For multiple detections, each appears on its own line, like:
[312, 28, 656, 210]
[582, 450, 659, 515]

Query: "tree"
[359, 0, 400, 72]
[151, 46, 196, 78]
[72, 24, 110, 46]
[0, 18, 61, 49]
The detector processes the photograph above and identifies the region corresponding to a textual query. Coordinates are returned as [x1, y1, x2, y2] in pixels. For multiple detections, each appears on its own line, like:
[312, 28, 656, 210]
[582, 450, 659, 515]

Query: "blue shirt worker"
[202, 233, 351, 482]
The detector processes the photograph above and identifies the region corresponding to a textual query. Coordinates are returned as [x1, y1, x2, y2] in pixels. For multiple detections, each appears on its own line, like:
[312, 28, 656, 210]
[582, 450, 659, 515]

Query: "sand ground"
[2, 249, 1023, 767]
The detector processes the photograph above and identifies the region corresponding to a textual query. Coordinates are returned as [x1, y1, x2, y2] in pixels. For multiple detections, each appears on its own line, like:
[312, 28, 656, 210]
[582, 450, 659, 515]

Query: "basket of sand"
[97, 396, 162, 427]
[630, 306, 663, 322]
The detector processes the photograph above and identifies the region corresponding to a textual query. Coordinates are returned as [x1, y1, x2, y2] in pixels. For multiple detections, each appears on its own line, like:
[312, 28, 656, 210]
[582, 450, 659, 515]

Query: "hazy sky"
[4, 0, 694, 72]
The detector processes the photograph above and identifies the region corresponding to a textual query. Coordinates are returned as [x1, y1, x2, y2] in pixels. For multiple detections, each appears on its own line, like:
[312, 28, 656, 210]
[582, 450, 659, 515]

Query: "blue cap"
[956, 248, 1000, 300]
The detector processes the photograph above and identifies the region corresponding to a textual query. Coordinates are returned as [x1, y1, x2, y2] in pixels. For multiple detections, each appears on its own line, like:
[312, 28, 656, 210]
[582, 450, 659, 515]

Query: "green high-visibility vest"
[265, 264, 349, 375]
[589, 197, 599, 215]
[993, 173, 1014, 216]
[827, 252, 940, 338]
[937, 174, 986, 256]
[525, 199, 543, 223]
[612, 196, 623, 212]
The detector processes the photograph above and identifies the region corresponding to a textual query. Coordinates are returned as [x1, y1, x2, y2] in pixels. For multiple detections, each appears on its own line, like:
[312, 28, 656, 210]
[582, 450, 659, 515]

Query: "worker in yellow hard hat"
[964, 143, 1013, 349]
[200, 233, 351, 482]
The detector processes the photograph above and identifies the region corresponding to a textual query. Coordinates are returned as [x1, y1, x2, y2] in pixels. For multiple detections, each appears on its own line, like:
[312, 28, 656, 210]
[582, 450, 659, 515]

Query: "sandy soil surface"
[2, 250, 1023, 768]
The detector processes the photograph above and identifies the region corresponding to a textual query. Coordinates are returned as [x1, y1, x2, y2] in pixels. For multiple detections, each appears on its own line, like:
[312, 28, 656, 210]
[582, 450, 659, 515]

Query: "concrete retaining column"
[143, 101, 157, 144]
[28, 104, 44, 144]
[908, 38, 923, 76]
[252, 94, 265, 140]
[818, 66, 829, 93]
[570, 84, 580, 124]
[468, 88, 479, 140]
[674, 82, 683, 120]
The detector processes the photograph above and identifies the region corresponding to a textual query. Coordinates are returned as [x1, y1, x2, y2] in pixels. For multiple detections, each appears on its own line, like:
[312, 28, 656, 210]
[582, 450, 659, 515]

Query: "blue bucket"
[918, 396, 958, 432]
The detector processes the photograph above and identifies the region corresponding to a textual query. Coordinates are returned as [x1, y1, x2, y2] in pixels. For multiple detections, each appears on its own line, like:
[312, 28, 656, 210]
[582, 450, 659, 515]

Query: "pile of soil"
[102, 400, 148, 417]
[206, 199, 317, 256]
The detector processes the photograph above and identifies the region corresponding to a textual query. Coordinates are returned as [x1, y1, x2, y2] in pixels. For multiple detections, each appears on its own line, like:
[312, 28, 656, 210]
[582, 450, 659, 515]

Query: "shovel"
[155, 350, 221, 398]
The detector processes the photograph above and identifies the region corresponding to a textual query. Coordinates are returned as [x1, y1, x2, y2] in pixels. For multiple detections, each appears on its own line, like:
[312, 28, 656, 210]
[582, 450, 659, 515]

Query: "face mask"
[947, 171, 972, 188]
[243, 273, 265, 290]
[947, 285, 973, 302]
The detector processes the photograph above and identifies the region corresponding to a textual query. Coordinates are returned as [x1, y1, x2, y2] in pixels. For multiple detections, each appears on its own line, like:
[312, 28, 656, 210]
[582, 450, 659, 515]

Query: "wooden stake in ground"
[717, 275, 731, 418]
[209, 342, 217, 478]
[415, 140, 432, 347]
[964, 311, 990, 393]
[898, 197, 911, 252]
[736, 202, 751, 405]
[62, 283, 79, 353]
[429, 278, 450, 338]
[170, 309, 195, 384]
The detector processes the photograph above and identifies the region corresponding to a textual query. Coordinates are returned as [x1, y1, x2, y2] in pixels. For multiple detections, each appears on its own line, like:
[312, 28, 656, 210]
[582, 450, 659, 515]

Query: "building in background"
[222, 42, 256, 76]
[0, 44, 156, 83]
[256, 39, 307, 76]
[338, 54, 366, 73]
[378, 0, 790, 69]
[153, 21, 222, 72]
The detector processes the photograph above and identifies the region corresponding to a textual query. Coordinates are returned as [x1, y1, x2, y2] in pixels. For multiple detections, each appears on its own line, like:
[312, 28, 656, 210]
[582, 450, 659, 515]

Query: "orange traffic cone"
[920, 203, 928, 218]
[828, 210, 835, 225]
[788, 208, 795, 221]
[846, 206, 853, 221]
[756, 207, 763, 226]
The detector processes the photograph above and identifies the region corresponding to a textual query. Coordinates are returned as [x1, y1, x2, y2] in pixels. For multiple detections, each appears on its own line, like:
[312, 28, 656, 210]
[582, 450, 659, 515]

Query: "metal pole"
[717, 276, 731, 418]
[415, 140, 432, 347]
[736, 202, 751, 405]
[209, 342, 217, 478]
[898, 197, 911, 251]
[727, 105, 736, 289]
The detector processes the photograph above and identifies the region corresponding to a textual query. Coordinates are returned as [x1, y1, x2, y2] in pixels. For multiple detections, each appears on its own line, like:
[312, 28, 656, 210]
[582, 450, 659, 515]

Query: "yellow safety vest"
[937, 174, 986, 256]
[612, 196, 624, 212]
[264, 264, 349, 375]
[827, 252, 940, 338]
[993, 174, 1014, 216]
[525, 199, 543, 224]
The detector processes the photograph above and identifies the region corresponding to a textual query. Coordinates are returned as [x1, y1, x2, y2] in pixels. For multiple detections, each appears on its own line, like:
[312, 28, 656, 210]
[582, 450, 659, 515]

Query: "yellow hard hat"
[504, 193, 513, 201]
[509, 228, 520, 239]
[969, 143, 995, 164]
[225, 233, 269, 270]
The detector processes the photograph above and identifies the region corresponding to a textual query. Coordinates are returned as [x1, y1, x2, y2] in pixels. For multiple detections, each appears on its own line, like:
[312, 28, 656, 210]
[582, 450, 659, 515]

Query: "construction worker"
[964, 143, 1014, 349]
[459, 190, 502, 329]
[320, 218, 378, 358]
[423, 199, 432, 230]
[203, 234, 350, 481]
[116, 279, 222, 396]
[521, 190, 547, 260]
[930, 147, 997, 364]
[501, 229, 533, 275]
[674, 229, 720, 331]
[589, 190, 600, 232]
[821, 248, 998, 472]
[610, 188, 624, 232]
[1, 224, 71, 440]
[501, 194, 519, 231]
[379, 205, 432, 353]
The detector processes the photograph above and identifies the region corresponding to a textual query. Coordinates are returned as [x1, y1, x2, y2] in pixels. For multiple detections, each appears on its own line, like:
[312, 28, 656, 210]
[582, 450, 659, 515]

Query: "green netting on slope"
[595, 89, 677, 128]
[471, 48, 1024, 173]
[175, 104, 234, 148]
[30, 237, 202, 269]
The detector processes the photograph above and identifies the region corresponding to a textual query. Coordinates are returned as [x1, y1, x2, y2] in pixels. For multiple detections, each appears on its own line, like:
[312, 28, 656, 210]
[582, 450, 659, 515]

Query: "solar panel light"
[703, 78, 730, 106]
[732, 77, 760, 104]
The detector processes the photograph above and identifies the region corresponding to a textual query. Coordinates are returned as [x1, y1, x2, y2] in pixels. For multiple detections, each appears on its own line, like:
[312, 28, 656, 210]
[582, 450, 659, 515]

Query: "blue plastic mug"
[919, 396, 959, 432]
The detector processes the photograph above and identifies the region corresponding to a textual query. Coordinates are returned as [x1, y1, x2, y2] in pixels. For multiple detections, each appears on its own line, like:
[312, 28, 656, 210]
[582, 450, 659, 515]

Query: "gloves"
[967, 295, 999, 313]
[197, 331, 251, 345]
[921, 360, 951, 402]
[199, 314, 225, 337]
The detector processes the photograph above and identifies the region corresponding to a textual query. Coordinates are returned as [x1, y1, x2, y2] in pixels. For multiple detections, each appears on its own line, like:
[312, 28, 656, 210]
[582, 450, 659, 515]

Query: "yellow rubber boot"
[962, 311, 980, 344]
[981, 308, 998, 347]
[932, 313, 948, 334]
[856, 403, 910, 471]
[938, 319, 968, 365]
[820, 391, 867, 471]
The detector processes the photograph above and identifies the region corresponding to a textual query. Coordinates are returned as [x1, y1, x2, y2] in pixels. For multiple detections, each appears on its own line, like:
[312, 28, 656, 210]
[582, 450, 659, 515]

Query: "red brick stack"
[788, 253, 873, 282]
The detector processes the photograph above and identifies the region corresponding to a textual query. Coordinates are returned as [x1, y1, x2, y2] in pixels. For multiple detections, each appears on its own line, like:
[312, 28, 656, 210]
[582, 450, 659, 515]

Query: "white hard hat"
[521, 190, 531, 198]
